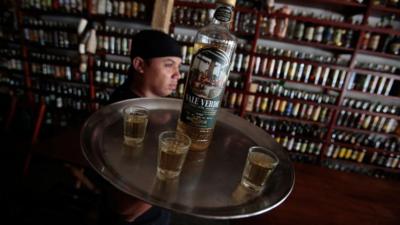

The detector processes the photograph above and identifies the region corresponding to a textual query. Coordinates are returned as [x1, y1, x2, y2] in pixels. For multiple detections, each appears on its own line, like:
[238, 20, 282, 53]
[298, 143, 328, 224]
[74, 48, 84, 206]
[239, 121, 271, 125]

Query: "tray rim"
[80, 97, 295, 219]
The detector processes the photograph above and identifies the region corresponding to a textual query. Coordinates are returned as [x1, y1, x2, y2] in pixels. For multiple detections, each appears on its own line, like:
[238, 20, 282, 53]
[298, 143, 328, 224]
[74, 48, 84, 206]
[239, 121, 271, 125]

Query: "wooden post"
[151, 0, 174, 33]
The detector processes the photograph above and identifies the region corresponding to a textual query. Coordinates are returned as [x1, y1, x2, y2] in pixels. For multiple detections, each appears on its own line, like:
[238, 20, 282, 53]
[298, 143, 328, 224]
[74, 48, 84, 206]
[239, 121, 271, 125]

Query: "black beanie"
[131, 29, 182, 59]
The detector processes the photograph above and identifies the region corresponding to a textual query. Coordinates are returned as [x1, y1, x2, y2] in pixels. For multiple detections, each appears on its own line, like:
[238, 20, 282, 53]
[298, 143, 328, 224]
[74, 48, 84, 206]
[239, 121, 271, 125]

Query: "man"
[110, 29, 182, 103]
[103, 29, 182, 225]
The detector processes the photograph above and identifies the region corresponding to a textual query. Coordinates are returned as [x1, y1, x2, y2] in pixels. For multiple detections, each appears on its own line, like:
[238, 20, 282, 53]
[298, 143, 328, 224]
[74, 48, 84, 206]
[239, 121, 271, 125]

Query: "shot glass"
[157, 131, 191, 180]
[240, 146, 279, 192]
[123, 106, 149, 146]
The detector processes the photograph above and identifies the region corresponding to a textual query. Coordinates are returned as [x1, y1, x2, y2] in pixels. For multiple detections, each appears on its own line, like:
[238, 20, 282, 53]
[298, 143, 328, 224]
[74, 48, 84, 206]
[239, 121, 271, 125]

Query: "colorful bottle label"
[180, 47, 230, 128]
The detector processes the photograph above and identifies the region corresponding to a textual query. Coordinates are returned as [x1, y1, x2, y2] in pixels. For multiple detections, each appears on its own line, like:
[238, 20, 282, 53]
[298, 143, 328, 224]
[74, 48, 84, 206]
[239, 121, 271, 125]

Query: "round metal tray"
[81, 98, 294, 219]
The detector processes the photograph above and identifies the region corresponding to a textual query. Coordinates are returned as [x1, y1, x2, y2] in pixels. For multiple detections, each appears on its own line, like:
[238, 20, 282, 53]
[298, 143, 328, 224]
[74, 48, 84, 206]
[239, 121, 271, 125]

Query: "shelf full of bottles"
[2, 0, 158, 130]
[172, 0, 400, 178]
[2, 0, 399, 178]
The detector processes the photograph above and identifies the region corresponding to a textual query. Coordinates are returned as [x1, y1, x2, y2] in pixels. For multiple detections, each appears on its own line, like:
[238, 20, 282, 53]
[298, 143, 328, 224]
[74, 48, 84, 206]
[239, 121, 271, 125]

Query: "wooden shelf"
[287, 150, 321, 158]
[234, 31, 256, 40]
[0, 37, 21, 46]
[346, 90, 400, 101]
[259, 35, 355, 53]
[352, 68, 400, 81]
[182, 63, 247, 76]
[22, 24, 77, 32]
[0, 55, 23, 62]
[246, 111, 328, 127]
[39, 105, 92, 114]
[0, 67, 24, 74]
[357, 49, 400, 61]
[29, 88, 90, 100]
[370, 5, 400, 17]
[362, 25, 400, 36]
[28, 59, 77, 67]
[329, 141, 400, 157]
[269, 130, 326, 144]
[93, 82, 120, 90]
[20, 8, 86, 18]
[250, 91, 337, 109]
[238, 0, 367, 10]
[23, 41, 78, 51]
[0, 70, 24, 81]
[253, 74, 342, 92]
[285, 0, 366, 8]
[340, 107, 400, 120]
[95, 50, 131, 60]
[253, 53, 350, 69]
[323, 158, 400, 174]
[90, 15, 150, 25]
[93, 67, 127, 74]
[225, 86, 245, 92]
[271, 12, 363, 31]
[334, 126, 400, 139]
[174, 1, 215, 9]
[235, 6, 258, 14]
[170, 22, 202, 30]
[31, 73, 89, 86]
[270, 0, 366, 15]
[96, 29, 136, 38]
[95, 85, 115, 92]
[289, 151, 321, 160]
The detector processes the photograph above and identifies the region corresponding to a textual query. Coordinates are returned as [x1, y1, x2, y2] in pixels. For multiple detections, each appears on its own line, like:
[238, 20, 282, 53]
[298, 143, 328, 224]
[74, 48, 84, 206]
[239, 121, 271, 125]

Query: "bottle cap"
[216, 0, 236, 6]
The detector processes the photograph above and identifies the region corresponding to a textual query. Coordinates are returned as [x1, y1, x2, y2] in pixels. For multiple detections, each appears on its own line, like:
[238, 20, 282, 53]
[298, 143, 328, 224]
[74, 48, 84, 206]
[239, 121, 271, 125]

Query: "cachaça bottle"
[177, 0, 237, 151]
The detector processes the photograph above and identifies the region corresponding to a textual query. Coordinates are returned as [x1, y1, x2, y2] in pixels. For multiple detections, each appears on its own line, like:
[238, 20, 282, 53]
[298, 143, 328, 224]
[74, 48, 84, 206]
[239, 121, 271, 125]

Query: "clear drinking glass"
[123, 106, 149, 146]
[157, 131, 191, 180]
[241, 146, 279, 192]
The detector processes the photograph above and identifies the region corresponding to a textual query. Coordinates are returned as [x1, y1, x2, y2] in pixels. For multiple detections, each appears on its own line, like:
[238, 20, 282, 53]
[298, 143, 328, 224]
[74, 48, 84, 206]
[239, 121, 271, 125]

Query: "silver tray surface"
[81, 98, 294, 219]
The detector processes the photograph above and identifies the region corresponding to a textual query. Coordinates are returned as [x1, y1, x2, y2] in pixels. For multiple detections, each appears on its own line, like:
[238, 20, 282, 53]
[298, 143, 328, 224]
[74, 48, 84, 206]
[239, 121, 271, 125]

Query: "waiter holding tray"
[99, 29, 183, 225]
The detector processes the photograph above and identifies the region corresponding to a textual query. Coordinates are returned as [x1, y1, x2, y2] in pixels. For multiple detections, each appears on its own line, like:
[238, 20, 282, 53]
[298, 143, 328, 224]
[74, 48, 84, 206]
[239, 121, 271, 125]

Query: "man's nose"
[173, 67, 181, 79]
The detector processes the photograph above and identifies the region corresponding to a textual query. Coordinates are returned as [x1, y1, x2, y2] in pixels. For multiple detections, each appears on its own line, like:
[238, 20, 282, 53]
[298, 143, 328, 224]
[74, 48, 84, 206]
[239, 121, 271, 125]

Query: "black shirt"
[106, 81, 171, 225]
[109, 81, 141, 103]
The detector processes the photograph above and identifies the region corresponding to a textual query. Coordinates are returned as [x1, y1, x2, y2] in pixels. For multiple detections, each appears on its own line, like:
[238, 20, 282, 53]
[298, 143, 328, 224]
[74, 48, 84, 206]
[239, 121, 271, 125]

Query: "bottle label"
[180, 47, 229, 128]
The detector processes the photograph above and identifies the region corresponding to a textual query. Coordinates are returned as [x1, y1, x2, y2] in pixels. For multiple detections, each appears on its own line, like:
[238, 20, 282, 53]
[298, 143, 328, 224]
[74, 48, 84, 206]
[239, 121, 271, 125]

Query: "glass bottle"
[304, 24, 315, 42]
[368, 33, 381, 51]
[314, 25, 324, 43]
[177, 0, 237, 151]
[294, 20, 305, 40]
[286, 19, 297, 39]
[333, 28, 345, 47]
[388, 36, 400, 55]
[322, 27, 334, 44]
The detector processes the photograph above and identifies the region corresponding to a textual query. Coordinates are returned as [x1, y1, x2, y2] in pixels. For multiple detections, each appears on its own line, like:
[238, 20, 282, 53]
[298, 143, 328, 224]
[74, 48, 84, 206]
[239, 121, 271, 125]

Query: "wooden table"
[232, 163, 400, 225]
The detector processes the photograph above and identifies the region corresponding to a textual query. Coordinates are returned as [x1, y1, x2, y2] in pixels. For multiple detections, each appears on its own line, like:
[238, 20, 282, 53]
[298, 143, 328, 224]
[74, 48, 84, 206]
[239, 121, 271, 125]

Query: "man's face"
[142, 57, 182, 97]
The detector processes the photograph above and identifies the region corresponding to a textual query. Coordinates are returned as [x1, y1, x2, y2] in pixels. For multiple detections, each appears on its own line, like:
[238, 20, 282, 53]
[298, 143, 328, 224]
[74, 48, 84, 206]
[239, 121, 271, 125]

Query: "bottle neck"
[211, 17, 231, 29]
[211, 4, 233, 29]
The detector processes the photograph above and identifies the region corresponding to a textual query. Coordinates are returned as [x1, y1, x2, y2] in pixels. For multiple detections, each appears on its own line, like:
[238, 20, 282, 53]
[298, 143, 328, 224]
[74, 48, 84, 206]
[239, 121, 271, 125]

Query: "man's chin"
[162, 90, 174, 97]
[168, 87, 177, 93]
